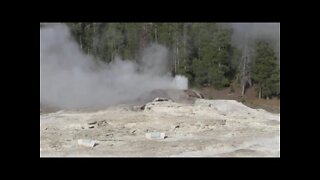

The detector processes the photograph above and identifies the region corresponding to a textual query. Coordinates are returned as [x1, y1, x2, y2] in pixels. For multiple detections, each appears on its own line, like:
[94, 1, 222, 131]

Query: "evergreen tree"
[189, 23, 232, 89]
[63, 22, 279, 94]
[251, 39, 280, 99]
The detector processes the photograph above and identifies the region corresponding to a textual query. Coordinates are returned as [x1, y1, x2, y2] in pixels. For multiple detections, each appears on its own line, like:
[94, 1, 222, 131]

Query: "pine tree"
[189, 23, 232, 89]
[251, 39, 280, 99]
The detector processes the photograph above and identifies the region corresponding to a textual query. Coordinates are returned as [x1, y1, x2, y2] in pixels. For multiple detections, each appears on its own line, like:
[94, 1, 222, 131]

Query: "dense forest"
[44, 23, 280, 99]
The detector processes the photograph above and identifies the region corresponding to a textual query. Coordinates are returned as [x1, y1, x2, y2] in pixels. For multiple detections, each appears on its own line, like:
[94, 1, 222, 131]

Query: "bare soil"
[195, 86, 280, 113]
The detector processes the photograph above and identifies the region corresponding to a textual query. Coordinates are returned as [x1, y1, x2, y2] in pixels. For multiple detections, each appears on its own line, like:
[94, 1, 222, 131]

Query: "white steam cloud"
[40, 24, 188, 109]
[229, 23, 280, 60]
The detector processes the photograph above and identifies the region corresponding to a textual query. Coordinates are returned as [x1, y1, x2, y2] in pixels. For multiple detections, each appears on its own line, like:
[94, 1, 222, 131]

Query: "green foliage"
[192, 59, 208, 85]
[188, 23, 233, 89]
[64, 23, 279, 94]
[251, 39, 280, 98]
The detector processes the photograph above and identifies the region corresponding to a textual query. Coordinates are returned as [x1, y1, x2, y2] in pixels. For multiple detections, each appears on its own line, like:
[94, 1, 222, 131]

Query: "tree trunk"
[174, 58, 177, 74]
[241, 57, 246, 96]
[259, 87, 262, 99]
[80, 23, 85, 51]
[183, 23, 187, 70]
[80, 36, 83, 50]
[177, 46, 179, 67]
[155, 25, 157, 43]
[111, 52, 113, 62]
[173, 45, 177, 74]
[241, 82, 245, 96]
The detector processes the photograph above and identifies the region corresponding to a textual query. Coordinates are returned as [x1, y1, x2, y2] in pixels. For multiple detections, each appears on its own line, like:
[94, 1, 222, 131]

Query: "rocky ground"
[40, 97, 280, 157]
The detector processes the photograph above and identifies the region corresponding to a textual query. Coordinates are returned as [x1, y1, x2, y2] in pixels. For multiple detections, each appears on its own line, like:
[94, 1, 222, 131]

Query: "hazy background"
[229, 23, 280, 61]
[40, 24, 187, 109]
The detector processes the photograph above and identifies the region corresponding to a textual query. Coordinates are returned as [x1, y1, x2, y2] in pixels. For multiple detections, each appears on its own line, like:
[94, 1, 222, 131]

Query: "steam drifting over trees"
[41, 23, 280, 103]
